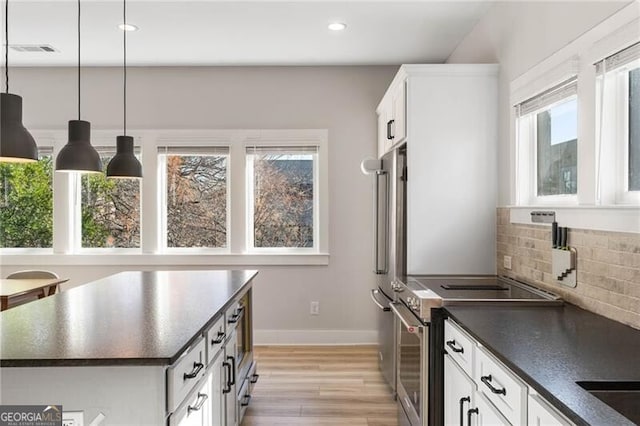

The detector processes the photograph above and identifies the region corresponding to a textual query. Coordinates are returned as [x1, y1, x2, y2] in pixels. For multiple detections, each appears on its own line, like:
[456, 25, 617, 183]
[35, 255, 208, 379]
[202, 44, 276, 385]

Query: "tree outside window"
[0, 150, 53, 248]
[160, 148, 228, 248]
[81, 150, 141, 248]
[248, 147, 316, 249]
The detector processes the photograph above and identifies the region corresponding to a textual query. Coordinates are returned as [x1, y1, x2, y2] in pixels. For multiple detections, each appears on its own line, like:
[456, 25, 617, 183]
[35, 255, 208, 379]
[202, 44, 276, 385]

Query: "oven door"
[391, 302, 429, 426]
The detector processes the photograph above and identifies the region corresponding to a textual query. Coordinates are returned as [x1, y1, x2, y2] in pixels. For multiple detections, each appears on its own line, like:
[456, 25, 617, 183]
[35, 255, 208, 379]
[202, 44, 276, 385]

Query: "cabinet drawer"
[167, 337, 207, 413]
[474, 345, 526, 426]
[444, 319, 475, 377]
[226, 302, 243, 328]
[168, 372, 210, 426]
[206, 315, 226, 365]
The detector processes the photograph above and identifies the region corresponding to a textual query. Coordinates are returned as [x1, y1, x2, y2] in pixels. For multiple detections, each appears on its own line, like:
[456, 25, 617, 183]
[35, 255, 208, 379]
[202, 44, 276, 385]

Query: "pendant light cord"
[123, 0, 127, 135]
[4, 0, 9, 94]
[77, 0, 81, 120]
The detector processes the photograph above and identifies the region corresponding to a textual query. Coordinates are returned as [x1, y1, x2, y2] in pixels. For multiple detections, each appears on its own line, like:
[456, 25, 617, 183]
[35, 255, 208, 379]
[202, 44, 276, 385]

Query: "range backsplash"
[497, 208, 640, 330]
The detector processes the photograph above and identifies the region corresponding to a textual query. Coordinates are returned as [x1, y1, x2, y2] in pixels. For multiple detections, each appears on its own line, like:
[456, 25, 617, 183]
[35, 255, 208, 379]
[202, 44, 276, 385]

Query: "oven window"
[399, 325, 422, 418]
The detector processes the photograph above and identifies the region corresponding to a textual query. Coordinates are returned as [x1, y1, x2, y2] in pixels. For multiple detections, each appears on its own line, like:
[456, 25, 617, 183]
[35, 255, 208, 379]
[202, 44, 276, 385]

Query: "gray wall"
[4, 65, 398, 343]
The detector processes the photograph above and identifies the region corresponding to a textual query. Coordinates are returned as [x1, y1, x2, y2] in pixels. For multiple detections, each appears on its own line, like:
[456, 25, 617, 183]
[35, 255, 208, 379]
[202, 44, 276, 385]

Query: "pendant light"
[0, 0, 38, 163]
[56, 0, 102, 173]
[107, 0, 141, 179]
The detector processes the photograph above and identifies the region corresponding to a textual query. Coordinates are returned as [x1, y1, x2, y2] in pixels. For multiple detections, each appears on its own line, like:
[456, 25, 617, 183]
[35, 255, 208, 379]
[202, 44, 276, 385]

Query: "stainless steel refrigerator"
[364, 146, 406, 394]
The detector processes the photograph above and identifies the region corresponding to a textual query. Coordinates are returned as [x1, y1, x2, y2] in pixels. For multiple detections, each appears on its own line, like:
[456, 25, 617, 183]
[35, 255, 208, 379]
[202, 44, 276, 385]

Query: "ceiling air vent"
[10, 44, 58, 53]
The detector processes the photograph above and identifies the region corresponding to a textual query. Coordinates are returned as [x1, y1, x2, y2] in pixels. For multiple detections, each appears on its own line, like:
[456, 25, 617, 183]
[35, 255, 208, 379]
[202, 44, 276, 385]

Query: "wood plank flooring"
[241, 346, 398, 426]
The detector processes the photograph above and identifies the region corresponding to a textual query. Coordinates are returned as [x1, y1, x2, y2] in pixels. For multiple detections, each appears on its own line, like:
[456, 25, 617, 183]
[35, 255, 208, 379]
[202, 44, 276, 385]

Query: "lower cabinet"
[223, 330, 238, 426]
[444, 319, 575, 426]
[469, 392, 510, 426]
[528, 393, 573, 426]
[444, 355, 475, 426]
[171, 374, 211, 426]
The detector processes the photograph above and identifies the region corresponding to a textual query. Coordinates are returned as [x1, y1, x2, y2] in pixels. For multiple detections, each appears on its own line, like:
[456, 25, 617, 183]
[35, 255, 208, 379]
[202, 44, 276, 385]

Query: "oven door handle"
[390, 302, 423, 334]
[370, 289, 391, 312]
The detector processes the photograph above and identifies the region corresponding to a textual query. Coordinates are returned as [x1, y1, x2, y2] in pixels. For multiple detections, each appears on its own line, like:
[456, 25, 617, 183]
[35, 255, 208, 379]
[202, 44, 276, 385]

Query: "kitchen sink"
[577, 381, 640, 424]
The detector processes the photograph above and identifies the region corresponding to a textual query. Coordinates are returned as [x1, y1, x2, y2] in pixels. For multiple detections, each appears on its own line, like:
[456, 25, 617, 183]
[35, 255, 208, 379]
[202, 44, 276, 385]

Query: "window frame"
[616, 59, 639, 204]
[514, 78, 579, 206]
[0, 144, 55, 252]
[508, 4, 640, 234]
[0, 129, 329, 264]
[157, 144, 231, 253]
[245, 144, 320, 253]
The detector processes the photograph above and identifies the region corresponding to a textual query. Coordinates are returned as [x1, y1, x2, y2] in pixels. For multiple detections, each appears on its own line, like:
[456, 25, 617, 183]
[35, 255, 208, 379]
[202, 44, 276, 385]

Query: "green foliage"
[0, 157, 54, 248]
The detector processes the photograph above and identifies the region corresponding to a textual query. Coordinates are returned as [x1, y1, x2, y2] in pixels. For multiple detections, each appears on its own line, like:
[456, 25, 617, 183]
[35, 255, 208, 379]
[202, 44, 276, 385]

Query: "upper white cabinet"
[376, 64, 497, 158]
[377, 74, 406, 157]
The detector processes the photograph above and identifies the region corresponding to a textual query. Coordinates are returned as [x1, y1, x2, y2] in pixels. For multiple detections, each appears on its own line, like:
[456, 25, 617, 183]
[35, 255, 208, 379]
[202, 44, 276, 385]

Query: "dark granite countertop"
[0, 270, 257, 367]
[445, 304, 640, 426]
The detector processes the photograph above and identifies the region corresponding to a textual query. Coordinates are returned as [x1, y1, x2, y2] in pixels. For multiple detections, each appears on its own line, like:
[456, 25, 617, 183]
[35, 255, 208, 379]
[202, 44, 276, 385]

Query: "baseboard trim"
[254, 329, 377, 345]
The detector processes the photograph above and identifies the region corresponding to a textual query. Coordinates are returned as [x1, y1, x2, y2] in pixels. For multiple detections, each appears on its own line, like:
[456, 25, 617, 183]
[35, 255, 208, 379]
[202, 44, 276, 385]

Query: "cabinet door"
[528, 394, 573, 426]
[223, 331, 238, 426]
[378, 102, 393, 157]
[392, 79, 406, 143]
[210, 354, 225, 426]
[444, 355, 475, 426]
[468, 392, 510, 426]
[171, 377, 210, 426]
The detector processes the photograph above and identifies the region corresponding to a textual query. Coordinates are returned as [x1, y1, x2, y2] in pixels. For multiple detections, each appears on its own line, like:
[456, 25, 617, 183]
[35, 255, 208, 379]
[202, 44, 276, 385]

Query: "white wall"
[446, 0, 632, 206]
[2, 66, 398, 344]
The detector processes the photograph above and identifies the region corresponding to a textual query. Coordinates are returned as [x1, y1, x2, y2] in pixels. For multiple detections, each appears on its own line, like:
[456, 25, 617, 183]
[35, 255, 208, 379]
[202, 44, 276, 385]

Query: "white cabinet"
[209, 353, 225, 426]
[171, 374, 211, 426]
[444, 318, 575, 426]
[474, 345, 527, 426]
[528, 393, 573, 426]
[469, 391, 511, 426]
[223, 329, 238, 426]
[444, 355, 475, 426]
[376, 75, 407, 157]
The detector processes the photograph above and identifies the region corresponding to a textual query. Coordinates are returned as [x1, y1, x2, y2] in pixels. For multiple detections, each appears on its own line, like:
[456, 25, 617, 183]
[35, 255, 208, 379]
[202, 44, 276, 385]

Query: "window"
[0, 148, 53, 248]
[81, 148, 141, 248]
[536, 98, 578, 196]
[246, 146, 317, 249]
[158, 146, 229, 249]
[596, 41, 640, 204]
[515, 77, 578, 204]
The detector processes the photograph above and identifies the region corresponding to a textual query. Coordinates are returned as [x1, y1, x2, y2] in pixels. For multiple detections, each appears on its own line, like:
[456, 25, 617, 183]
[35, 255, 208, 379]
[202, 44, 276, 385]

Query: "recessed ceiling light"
[118, 23, 139, 32]
[328, 22, 347, 31]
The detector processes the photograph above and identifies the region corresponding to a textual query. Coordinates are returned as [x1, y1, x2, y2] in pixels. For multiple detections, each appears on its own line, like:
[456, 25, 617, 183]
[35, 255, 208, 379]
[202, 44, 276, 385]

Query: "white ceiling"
[4, 1, 493, 66]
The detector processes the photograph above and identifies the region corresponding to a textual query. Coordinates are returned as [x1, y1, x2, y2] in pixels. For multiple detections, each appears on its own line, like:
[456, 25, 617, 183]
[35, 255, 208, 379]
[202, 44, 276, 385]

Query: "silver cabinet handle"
[373, 170, 388, 274]
[390, 302, 423, 333]
[370, 289, 391, 312]
[188, 392, 208, 412]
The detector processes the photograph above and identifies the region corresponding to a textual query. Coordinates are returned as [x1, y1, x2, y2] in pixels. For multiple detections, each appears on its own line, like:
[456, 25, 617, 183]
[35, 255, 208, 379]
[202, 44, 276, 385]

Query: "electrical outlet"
[503, 255, 512, 270]
[63, 412, 84, 426]
[310, 301, 320, 315]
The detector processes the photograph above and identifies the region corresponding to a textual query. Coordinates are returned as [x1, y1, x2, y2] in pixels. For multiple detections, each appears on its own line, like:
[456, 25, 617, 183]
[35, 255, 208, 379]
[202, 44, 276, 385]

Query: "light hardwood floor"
[241, 345, 399, 426]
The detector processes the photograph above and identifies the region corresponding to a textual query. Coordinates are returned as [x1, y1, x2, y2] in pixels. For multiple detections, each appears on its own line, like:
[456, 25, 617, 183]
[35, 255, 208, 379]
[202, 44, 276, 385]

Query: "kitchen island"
[0, 270, 258, 425]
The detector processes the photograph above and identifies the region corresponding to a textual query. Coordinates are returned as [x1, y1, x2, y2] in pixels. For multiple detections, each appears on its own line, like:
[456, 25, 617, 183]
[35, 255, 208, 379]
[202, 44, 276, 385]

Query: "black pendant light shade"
[55, 120, 102, 173]
[106, 0, 142, 179]
[0, 93, 38, 162]
[106, 136, 141, 178]
[1, 0, 37, 163]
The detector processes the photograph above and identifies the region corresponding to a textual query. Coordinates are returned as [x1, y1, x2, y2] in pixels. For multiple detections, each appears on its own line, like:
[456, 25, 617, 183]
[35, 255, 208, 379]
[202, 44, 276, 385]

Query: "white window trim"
[0, 129, 330, 265]
[508, 3, 640, 233]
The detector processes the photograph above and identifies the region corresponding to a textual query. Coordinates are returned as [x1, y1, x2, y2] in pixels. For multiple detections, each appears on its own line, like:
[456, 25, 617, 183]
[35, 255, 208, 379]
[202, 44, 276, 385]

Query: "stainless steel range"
[391, 275, 562, 426]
